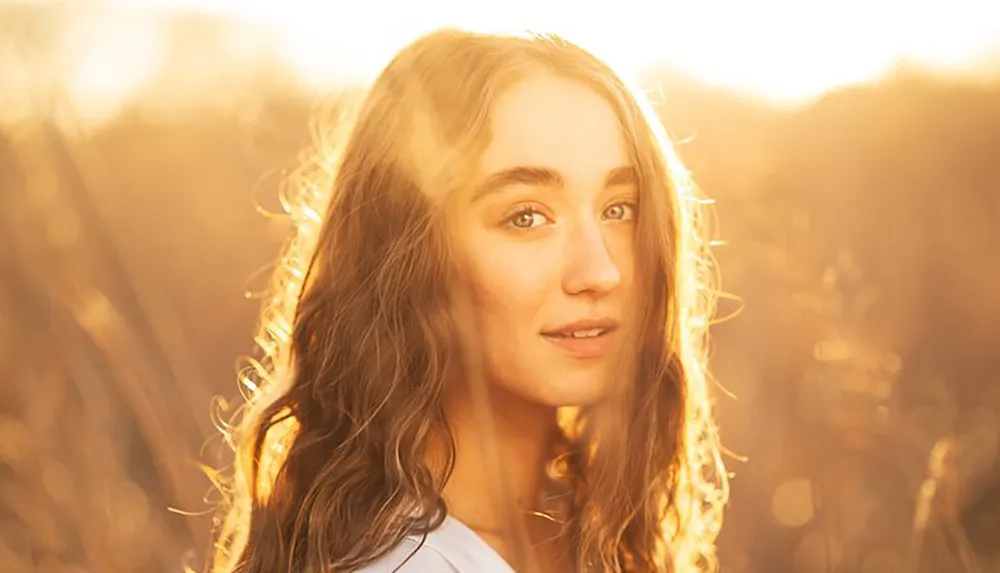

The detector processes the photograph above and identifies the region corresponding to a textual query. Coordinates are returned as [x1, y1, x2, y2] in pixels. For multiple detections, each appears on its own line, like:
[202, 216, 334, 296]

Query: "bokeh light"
[772, 478, 816, 528]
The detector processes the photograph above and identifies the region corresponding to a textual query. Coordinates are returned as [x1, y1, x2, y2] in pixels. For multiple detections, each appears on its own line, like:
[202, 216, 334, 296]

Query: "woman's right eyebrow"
[471, 165, 565, 202]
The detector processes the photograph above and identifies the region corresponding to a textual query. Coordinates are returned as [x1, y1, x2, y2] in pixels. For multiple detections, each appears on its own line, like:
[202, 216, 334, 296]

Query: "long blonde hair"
[208, 28, 727, 573]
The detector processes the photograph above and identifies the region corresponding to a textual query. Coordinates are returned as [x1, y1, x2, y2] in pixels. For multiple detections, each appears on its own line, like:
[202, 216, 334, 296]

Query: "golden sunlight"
[123, 0, 1000, 103]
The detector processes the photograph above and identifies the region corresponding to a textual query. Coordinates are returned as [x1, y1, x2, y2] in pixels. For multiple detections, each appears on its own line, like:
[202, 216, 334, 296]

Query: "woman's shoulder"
[352, 515, 515, 573]
[353, 537, 460, 573]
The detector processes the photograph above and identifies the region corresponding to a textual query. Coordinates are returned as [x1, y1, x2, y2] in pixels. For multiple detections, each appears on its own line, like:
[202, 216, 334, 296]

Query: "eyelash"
[501, 201, 638, 231]
[604, 201, 638, 221]
[502, 206, 551, 230]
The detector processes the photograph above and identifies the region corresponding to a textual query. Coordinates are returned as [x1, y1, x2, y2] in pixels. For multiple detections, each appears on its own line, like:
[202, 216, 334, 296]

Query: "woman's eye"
[603, 202, 636, 221]
[505, 208, 549, 230]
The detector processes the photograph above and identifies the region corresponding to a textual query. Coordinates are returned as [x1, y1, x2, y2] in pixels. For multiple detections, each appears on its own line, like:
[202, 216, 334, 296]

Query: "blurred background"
[1, 1, 999, 572]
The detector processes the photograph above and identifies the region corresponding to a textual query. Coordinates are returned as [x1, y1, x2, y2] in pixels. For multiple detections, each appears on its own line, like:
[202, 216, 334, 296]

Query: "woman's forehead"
[478, 75, 629, 185]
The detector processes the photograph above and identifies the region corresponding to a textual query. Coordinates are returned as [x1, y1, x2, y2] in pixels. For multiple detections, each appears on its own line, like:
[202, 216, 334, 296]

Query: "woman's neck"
[441, 384, 557, 526]
[434, 383, 566, 569]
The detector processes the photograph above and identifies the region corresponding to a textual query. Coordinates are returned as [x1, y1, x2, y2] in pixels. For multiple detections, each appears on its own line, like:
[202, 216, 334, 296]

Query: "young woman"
[208, 28, 727, 573]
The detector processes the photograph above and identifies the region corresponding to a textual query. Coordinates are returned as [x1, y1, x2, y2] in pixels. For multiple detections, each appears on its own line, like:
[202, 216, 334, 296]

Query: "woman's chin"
[519, 372, 615, 409]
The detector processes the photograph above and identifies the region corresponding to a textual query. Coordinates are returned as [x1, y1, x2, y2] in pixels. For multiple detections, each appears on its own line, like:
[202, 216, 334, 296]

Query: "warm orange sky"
[30, 1, 999, 126]
[123, 0, 1000, 102]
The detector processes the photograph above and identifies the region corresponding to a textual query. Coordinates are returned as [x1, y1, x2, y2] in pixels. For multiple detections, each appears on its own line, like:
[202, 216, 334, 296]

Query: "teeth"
[568, 328, 604, 338]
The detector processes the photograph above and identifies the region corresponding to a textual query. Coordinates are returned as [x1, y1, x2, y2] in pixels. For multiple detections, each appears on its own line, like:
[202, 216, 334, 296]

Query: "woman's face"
[454, 74, 638, 407]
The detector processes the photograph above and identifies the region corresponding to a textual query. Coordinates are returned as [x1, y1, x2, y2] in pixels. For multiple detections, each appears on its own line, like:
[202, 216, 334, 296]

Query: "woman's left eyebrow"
[603, 165, 637, 187]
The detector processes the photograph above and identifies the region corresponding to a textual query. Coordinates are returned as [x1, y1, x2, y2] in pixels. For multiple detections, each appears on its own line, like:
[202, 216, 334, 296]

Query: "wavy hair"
[207, 28, 727, 573]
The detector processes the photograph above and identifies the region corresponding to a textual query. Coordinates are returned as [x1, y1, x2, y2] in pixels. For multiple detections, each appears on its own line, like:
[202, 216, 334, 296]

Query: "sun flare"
[123, 0, 1000, 102]
[17, 0, 1000, 126]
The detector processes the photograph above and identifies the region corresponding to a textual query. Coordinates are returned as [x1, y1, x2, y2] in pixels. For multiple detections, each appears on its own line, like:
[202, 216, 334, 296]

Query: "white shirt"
[354, 515, 516, 573]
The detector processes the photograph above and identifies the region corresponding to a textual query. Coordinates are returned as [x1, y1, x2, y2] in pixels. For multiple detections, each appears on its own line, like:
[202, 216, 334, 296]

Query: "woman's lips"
[541, 328, 617, 359]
